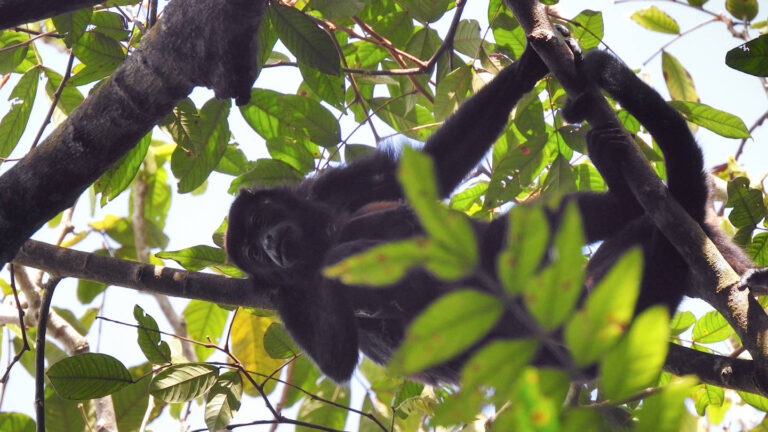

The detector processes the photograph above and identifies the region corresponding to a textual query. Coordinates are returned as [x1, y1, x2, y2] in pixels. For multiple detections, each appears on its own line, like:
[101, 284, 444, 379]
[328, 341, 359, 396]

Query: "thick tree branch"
[0, 0, 266, 268]
[505, 0, 768, 365]
[0, 0, 102, 30]
[16, 239, 768, 397]
[666, 344, 768, 396]
[13, 240, 273, 309]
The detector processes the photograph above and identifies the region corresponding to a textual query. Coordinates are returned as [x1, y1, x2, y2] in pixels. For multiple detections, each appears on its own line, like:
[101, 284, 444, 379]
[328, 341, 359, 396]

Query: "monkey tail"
[576, 50, 709, 223]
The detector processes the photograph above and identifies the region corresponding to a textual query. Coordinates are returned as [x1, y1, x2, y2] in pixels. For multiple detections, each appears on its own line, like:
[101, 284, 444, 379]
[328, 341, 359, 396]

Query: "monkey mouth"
[265, 241, 296, 268]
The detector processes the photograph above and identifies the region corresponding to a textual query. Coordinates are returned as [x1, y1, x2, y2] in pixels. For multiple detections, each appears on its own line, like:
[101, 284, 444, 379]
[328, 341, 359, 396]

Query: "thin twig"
[31, 52, 76, 149]
[642, 16, 719, 66]
[0, 266, 29, 384]
[0, 30, 58, 54]
[35, 277, 61, 432]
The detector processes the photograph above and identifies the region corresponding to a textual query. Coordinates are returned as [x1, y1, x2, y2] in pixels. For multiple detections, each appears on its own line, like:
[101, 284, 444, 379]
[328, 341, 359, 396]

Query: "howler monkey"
[561, 50, 756, 313]
[226, 31, 574, 382]
[227, 38, 759, 383]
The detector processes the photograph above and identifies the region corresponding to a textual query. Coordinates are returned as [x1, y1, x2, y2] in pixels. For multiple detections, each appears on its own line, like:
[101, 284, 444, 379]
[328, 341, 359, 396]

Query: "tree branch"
[665, 344, 768, 395]
[0, 0, 102, 30]
[505, 0, 768, 366]
[13, 240, 273, 309]
[0, 0, 266, 268]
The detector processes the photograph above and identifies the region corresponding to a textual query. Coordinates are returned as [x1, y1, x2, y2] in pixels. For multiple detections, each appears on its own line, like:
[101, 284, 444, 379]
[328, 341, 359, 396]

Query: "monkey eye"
[243, 244, 261, 262]
[249, 214, 262, 228]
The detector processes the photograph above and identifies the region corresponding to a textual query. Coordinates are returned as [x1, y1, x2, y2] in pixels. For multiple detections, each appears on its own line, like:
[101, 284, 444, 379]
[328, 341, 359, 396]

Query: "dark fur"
[226, 45, 756, 383]
[562, 50, 754, 313]
[226, 39, 557, 382]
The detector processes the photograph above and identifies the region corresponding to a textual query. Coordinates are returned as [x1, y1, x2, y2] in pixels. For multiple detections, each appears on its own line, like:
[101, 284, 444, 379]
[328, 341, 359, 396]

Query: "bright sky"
[1, 1, 767, 430]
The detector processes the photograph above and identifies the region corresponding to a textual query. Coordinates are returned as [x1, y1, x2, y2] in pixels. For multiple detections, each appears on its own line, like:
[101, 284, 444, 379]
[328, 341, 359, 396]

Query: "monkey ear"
[276, 282, 359, 382]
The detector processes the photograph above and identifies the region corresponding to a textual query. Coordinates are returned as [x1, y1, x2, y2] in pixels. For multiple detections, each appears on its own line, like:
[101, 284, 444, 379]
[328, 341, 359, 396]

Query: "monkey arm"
[423, 44, 550, 198]
[308, 42, 557, 213]
[576, 50, 708, 222]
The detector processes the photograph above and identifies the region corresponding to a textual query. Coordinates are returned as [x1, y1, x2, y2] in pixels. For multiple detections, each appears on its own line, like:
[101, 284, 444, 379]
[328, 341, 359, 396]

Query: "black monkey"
[226, 30, 576, 382]
[227, 40, 759, 383]
[561, 50, 756, 314]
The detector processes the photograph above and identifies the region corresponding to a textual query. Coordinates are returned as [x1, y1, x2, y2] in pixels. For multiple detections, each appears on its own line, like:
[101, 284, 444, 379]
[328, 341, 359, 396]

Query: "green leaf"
[491, 9, 526, 59]
[397, 0, 451, 23]
[184, 300, 228, 361]
[205, 371, 243, 431]
[51, 307, 89, 336]
[0, 412, 35, 432]
[631, 6, 680, 34]
[0, 32, 30, 74]
[670, 311, 696, 335]
[491, 368, 566, 430]
[44, 391, 87, 432]
[497, 205, 549, 295]
[95, 131, 151, 204]
[636, 377, 697, 432]
[453, 19, 483, 57]
[368, 98, 436, 142]
[111, 364, 154, 432]
[77, 278, 106, 303]
[434, 65, 473, 121]
[170, 98, 231, 193]
[296, 379, 350, 431]
[323, 238, 431, 286]
[449, 182, 487, 211]
[143, 163, 172, 226]
[266, 136, 318, 174]
[693, 384, 724, 416]
[91, 11, 130, 40]
[215, 145, 253, 176]
[600, 306, 670, 401]
[572, 10, 604, 51]
[241, 89, 341, 147]
[310, 0, 365, 20]
[268, 3, 340, 75]
[134, 305, 172, 364]
[42, 67, 85, 115]
[486, 134, 547, 209]
[228, 158, 303, 193]
[0, 67, 38, 158]
[70, 31, 125, 84]
[747, 232, 768, 266]
[726, 0, 758, 21]
[565, 249, 642, 365]
[398, 147, 478, 278]
[159, 98, 199, 153]
[298, 61, 345, 109]
[263, 323, 299, 359]
[366, 11, 414, 48]
[51, 8, 93, 47]
[389, 290, 502, 375]
[726, 177, 766, 228]
[726, 34, 768, 77]
[525, 203, 585, 330]
[156, 245, 243, 277]
[692, 310, 734, 343]
[283, 356, 322, 408]
[460, 339, 538, 398]
[149, 363, 219, 403]
[669, 100, 750, 138]
[662, 51, 698, 102]
[48, 353, 133, 399]
[737, 390, 768, 411]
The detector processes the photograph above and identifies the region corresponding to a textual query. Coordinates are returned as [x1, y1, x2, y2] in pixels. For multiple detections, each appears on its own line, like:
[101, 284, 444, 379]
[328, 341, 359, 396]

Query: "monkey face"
[226, 188, 336, 284]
